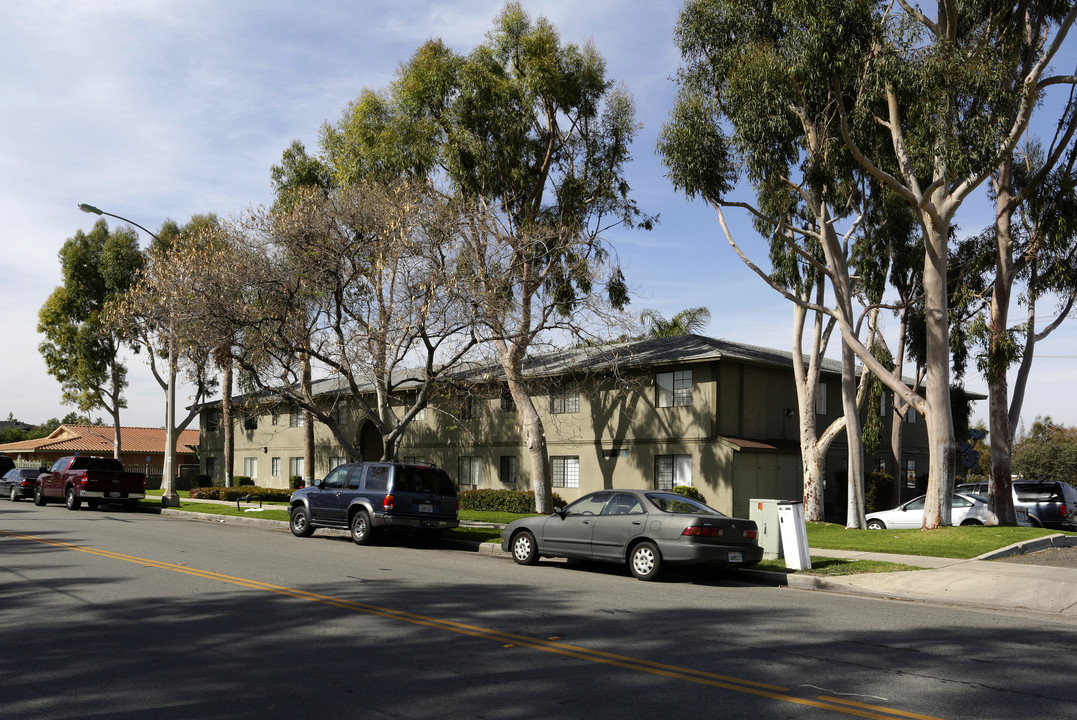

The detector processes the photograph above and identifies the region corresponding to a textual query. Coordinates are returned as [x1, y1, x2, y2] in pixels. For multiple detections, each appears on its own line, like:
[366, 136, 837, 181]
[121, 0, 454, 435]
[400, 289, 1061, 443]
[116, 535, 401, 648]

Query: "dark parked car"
[288, 461, 459, 545]
[957, 480, 1077, 530]
[500, 489, 763, 581]
[1, 467, 45, 501]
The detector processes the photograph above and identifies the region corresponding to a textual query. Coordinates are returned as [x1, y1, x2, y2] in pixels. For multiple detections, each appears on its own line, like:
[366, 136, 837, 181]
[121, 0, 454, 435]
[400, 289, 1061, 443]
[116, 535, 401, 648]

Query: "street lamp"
[79, 203, 181, 508]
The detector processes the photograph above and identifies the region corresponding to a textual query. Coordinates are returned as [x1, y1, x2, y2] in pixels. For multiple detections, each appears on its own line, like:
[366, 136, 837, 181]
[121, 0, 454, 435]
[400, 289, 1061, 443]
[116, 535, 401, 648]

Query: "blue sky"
[1, 0, 1074, 431]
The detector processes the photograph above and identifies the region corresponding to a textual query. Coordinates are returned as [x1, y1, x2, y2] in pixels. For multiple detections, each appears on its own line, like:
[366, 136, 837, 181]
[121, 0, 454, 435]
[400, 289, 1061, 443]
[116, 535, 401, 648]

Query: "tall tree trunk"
[890, 313, 908, 506]
[987, 164, 1018, 525]
[222, 356, 234, 487]
[921, 222, 956, 528]
[302, 352, 314, 485]
[842, 338, 866, 528]
[497, 339, 551, 513]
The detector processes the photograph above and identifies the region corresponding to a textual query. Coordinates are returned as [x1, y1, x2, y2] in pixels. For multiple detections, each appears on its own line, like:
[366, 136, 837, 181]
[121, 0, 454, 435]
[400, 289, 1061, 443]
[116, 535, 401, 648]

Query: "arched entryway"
[358, 421, 384, 461]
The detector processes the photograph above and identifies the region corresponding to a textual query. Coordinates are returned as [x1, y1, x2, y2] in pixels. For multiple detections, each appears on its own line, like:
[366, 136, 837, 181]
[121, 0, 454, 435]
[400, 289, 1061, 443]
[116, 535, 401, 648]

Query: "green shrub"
[189, 485, 293, 502]
[235, 476, 255, 487]
[671, 485, 706, 504]
[193, 474, 213, 488]
[458, 488, 567, 513]
[865, 470, 895, 513]
[289, 475, 305, 489]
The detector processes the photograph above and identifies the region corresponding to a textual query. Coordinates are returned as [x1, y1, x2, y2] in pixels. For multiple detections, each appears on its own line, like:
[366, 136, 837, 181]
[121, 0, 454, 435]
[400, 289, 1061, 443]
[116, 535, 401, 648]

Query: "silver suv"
[288, 461, 459, 545]
[956, 480, 1077, 530]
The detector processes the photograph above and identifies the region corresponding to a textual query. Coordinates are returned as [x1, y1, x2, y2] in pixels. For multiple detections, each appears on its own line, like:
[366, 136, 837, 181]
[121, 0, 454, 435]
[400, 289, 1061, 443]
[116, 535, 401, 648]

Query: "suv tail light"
[383, 494, 395, 510]
[1060, 503, 1068, 519]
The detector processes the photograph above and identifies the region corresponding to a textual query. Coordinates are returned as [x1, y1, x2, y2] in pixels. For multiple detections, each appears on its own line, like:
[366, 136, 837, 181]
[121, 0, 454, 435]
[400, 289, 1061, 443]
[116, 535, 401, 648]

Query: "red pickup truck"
[35, 456, 146, 511]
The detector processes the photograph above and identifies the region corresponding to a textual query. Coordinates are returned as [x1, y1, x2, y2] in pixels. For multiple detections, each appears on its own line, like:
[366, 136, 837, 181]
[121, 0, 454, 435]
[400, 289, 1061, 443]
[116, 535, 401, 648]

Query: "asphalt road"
[4, 502, 1077, 720]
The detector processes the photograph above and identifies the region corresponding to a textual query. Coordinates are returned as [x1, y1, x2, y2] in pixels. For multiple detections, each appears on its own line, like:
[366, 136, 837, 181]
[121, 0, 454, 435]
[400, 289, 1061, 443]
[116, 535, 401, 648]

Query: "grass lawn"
[805, 522, 1074, 559]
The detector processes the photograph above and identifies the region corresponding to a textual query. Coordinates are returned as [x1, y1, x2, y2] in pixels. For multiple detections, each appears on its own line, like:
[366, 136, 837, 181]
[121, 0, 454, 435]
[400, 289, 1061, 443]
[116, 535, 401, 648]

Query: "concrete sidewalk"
[765, 535, 1077, 620]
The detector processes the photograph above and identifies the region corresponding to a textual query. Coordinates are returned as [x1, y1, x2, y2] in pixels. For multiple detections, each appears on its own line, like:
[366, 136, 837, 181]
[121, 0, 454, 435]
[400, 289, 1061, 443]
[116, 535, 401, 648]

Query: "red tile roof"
[0, 425, 199, 455]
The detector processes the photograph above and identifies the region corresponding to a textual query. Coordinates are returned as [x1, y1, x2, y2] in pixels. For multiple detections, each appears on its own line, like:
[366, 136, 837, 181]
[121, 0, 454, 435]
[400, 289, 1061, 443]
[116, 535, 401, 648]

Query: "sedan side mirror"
[554, 505, 567, 519]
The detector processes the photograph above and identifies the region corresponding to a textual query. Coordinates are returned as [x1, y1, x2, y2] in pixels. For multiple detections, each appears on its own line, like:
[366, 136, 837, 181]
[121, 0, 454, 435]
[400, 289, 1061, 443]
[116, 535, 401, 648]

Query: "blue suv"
[289, 461, 459, 545]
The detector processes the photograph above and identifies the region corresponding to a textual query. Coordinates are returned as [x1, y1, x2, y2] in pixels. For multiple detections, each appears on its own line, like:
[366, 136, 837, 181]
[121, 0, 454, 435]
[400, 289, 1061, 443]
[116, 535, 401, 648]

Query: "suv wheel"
[350, 510, 374, 546]
[33, 484, 47, 506]
[289, 506, 315, 537]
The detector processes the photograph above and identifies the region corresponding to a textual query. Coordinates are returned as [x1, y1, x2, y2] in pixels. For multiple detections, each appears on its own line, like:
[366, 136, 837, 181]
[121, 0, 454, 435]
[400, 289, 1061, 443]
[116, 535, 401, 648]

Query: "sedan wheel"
[350, 510, 374, 546]
[289, 507, 315, 538]
[866, 519, 886, 530]
[960, 519, 983, 526]
[9, 487, 18, 502]
[511, 530, 539, 565]
[629, 541, 662, 581]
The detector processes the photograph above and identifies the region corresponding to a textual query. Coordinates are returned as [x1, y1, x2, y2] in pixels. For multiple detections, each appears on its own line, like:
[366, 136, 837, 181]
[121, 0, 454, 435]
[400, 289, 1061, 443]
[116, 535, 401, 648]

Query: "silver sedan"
[500, 489, 763, 580]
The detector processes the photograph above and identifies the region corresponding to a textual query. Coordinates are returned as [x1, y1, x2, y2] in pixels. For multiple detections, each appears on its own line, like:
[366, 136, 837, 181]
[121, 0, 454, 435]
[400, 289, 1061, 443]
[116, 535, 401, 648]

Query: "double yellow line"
[2, 530, 943, 720]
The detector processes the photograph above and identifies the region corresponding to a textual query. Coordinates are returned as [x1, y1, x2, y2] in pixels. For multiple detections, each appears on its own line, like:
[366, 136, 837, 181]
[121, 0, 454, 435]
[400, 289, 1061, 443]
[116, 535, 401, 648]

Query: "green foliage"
[289, 475, 305, 489]
[188, 485, 292, 502]
[864, 470, 894, 514]
[640, 307, 711, 339]
[458, 488, 567, 513]
[1013, 418, 1077, 484]
[671, 485, 707, 504]
[235, 476, 255, 487]
[193, 474, 213, 488]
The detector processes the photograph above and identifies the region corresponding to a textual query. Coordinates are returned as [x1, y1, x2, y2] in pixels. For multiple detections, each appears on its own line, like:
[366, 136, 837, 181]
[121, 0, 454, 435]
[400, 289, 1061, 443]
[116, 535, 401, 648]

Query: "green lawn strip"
[458, 510, 540, 524]
[167, 501, 291, 522]
[805, 522, 1075, 559]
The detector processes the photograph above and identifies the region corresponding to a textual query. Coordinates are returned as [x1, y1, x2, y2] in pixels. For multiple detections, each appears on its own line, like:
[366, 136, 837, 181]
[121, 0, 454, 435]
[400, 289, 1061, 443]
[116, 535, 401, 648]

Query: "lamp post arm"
[78, 203, 161, 243]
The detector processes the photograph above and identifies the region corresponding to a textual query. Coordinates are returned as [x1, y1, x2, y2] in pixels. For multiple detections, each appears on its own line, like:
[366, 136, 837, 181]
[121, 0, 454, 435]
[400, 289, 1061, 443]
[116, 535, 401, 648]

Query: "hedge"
[671, 485, 707, 504]
[189, 485, 293, 502]
[458, 488, 567, 513]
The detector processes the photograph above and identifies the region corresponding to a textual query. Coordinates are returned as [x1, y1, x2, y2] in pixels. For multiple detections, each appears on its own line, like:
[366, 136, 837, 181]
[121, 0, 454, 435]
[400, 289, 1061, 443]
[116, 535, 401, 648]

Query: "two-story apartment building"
[198, 335, 930, 520]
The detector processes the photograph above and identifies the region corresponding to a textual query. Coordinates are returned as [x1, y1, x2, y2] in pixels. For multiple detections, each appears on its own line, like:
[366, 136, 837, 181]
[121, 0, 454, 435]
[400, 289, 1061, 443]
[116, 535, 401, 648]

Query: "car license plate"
[108, 492, 122, 498]
[728, 552, 743, 563]
[418, 504, 433, 513]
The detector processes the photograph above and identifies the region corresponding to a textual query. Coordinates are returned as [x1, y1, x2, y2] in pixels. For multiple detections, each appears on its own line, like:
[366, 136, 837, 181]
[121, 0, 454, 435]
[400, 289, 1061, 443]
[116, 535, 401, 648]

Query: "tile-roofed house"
[0, 425, 199, 479]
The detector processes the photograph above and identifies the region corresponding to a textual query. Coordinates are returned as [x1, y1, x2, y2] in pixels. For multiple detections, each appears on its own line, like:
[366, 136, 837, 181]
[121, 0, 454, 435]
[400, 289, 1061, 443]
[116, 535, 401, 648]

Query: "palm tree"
[640, 307, 711, 338]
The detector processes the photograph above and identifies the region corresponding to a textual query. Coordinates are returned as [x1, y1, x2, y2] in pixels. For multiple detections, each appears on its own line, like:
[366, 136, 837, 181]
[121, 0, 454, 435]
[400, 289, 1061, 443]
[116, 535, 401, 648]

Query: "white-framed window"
[816, 382, 828, 415]
[289, 457, 305, 478]
[551, 384, 579, 414]
[329, 456, 346, 470]
[905, 460, 917, 488]
[654, 454, 692, 490]
[271, 457, 281, 477]
[656, 370, 693, 408]
[334, 403, 348, 425]
[290, 410, 305, 428]
[458, 456, 481, 486]
[551, 456, 580, 488]
[271, 411, 280, 426]
[499, 456, 517, 484]
[464, 396, 483, 419]
[243, 457, 257, 479]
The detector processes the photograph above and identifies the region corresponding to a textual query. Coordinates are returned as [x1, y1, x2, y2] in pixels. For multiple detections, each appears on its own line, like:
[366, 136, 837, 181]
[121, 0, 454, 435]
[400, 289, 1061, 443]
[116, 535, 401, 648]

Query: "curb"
[974, 533, 1077, 560]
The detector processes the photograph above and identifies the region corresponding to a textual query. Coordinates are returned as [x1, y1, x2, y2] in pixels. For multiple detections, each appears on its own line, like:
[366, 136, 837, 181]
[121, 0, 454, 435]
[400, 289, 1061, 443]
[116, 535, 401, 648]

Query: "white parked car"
[866, 492, 1031, 529]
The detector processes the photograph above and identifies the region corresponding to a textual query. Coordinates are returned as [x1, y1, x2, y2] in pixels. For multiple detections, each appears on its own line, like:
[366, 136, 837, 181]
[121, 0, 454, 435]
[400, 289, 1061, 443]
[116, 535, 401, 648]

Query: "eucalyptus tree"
[661, 0, 1076, 527]
[38, 219, 144, 458]
[322, 3, 651, 511]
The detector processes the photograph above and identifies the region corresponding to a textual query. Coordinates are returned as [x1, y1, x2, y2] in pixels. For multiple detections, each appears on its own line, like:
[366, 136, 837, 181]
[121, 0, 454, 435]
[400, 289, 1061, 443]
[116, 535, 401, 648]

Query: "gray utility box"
[749, 498, 786, 560]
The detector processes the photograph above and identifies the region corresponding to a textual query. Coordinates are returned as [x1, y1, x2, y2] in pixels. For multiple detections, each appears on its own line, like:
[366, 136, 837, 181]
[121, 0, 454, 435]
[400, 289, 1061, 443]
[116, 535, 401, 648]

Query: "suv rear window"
[393, 466, 456, 495]
[70, 457, 126, 472]
[1015, 483, 1063, 502]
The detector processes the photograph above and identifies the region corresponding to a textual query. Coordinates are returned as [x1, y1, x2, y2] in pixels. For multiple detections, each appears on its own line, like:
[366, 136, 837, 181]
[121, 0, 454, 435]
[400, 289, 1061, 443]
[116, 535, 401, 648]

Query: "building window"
[243, 413, 258, 431]
[243, 457, 257, 479]
[903, 407, 918, 423]
[458, 456, 481, 487]
[816, 383, 827, 415]
[289, 457, 305, 478]
[464, 396, 483, 419]
[206, 456, 218, 479]
[329, 456, 346, 471]
[271, 411, 280, 426]
[334, 403, 347, 425]
[206, 410, 220, 432]
[656, 370, 693, 408]
[271, 457, 281, 477]
[499, 456, 517, 484]
[551, 384, 579, 414]
[905, 460, 917, 488]
[551, 456, 580, 488]
[290, 410, 305, 428]
[500, 387, 516, 413]
[654, 454, 692, 490]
